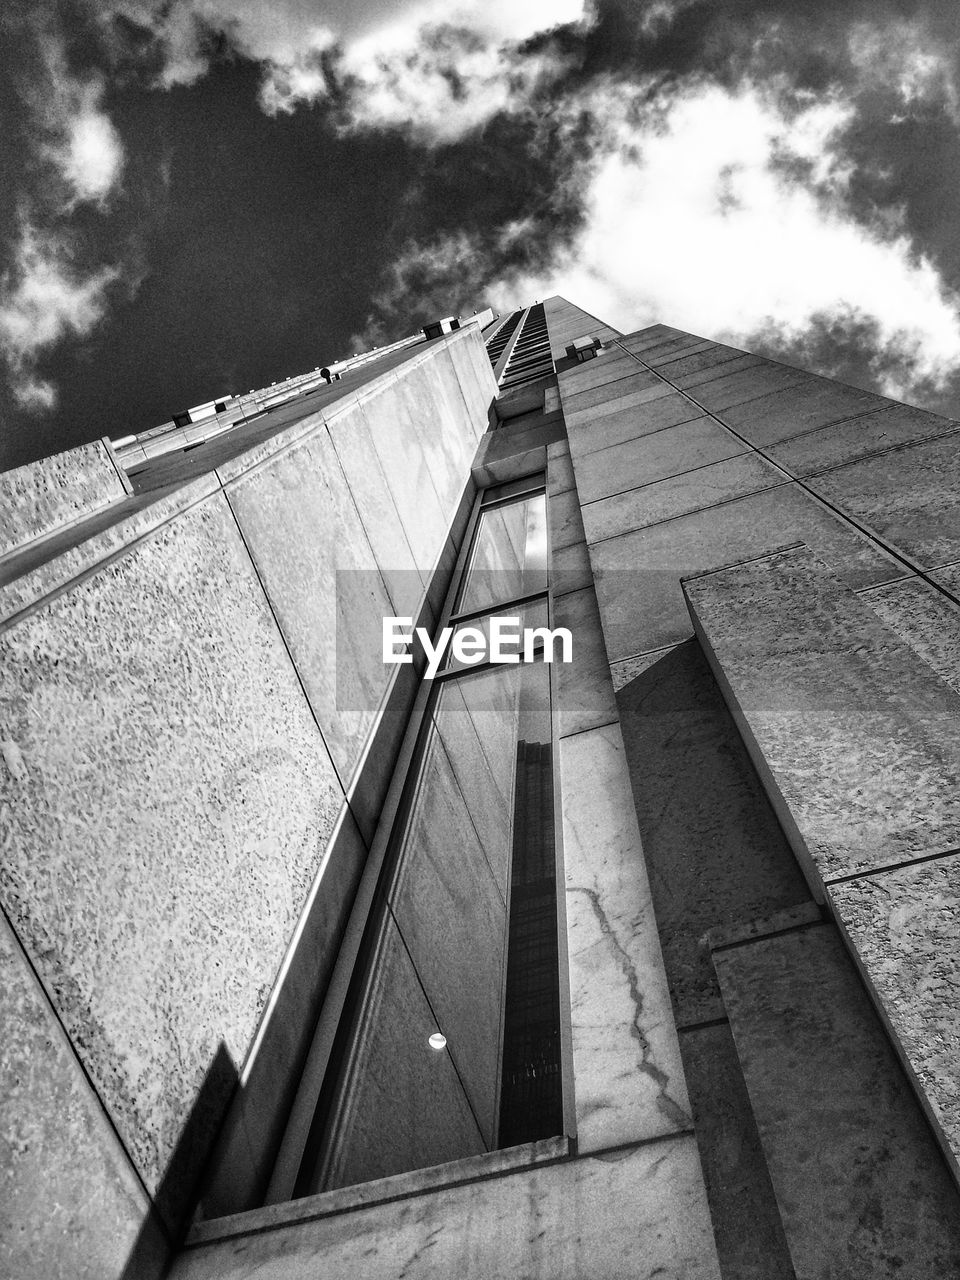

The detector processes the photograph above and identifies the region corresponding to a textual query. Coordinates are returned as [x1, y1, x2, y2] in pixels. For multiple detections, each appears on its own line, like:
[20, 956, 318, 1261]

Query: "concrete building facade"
[3, 297, 960, 1277]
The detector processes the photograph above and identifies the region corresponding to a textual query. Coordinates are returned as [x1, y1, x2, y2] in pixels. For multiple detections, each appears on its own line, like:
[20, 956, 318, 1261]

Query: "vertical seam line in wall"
[611, 340, 960, 615]
[349, 391, 446, 607]
[101, 435, 135, 495]
[0, 898, 167, 1239]
[443, 334, 489, 445]
[313, 414, 413, 627]
[219, 485, 348, 801]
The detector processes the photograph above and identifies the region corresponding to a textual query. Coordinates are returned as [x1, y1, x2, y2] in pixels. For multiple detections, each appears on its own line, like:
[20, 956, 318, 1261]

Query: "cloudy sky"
[3, 0, 960, 468]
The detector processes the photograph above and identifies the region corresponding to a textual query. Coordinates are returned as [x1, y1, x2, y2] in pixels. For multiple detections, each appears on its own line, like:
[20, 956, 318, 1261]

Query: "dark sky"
[4, 0, 960, 470]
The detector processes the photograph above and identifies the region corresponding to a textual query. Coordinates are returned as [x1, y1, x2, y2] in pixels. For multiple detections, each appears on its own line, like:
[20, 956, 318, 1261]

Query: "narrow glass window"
[295, 483, 562, 1195]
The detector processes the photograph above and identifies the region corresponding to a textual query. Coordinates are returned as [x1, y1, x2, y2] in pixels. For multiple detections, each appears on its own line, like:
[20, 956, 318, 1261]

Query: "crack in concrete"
[573, 883, 690, 1128]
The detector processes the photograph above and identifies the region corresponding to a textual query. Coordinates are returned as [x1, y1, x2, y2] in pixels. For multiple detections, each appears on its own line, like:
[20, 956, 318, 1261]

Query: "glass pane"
[479, 474, 545, 506]
[440, 599, 549, 673]
[499, 658, 562, 1145]
[303, 654, 560, 1193]
[300, 486, 562, 1196]
[306, 912, 485, 1192]
[455, 493, 546, 615]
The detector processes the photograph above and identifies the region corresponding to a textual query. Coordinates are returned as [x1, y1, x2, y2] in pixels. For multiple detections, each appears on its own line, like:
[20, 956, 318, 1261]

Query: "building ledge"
[185, 1135, 572, 1249]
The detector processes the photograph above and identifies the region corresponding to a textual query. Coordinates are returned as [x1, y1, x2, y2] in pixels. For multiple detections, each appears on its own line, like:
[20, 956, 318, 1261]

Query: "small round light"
[428, 1032, 447, 1051]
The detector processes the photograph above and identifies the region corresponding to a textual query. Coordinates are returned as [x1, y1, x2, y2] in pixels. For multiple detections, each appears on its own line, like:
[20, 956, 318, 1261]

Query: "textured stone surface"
[686, 545, 960, 882]
[559, 722, 692, 1151]
[582, 453, 784, 542]
[679, 1022, 796, 1280]
[766, 404, 957, 476]
[443, 327, 498, 438]
[620, 323, 688, 348]
[361, 352, 476, 532]
[548, 485, 588, 551]
[668, 352, 763, 390]
[860, 576, 960, 697]
[588, 483, 898, 659]
[685, 361, 806, 413]
[809, 431, 960, 566]
[0, 916, 167, 1280]
[174, 1135, 721, 1280]
[225, 428, 394, 785]
[0, 476, 219, 626]
[192, 1138, 571, 1243]
[552, 537, 594, 598]
[830, 856, 960, 1171]
[715, 925, 960, 1278]
[570, 415, 744, 504]
[564, 389, 699, 451]
[614, 639, 811, 1023]
[356, 382, 453, 578]
[547, 447, 576, 497]
[932, 559, 960, 594]
[558, 351, 639, 393]
[323, 400, 426, 618]
[200, 811, 370, 1219]
[627, 335, 713, 362]
[562, 369, 664, 414]
[647, 344, 748, 381]
[552, 587, 618, 738]
[723, 376, 890, 444]
[0, 493, 343, 1223]
[0, 438, 126, 559]
[609, 645, 673, 689]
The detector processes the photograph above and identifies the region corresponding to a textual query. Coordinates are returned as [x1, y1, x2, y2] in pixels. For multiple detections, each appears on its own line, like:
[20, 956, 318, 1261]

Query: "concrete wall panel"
[0, 915, 166, 1280]
[830, 856, 960, 1175]
[715, 925, 960, 1277]
[0, 438, 127, 559]
[559, 721, 692, 1152]
[570, 416, 746, 505]
[766, 404, 958, 476]
[684, 544, 960, 885]
[174, 1135, 721, 1280]
[588, 484, 899, 659]
[581, 452, 785, 542]
[809, 431, 960, 566]
[0, 492, 344, 1226]
[224, 427, 393, 786]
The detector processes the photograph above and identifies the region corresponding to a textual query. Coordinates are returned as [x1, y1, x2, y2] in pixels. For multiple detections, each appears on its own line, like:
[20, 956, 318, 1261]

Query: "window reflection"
[297, 484, 561, 1195]
[455, 493, 547, 615]
[440, 599, 549, 673]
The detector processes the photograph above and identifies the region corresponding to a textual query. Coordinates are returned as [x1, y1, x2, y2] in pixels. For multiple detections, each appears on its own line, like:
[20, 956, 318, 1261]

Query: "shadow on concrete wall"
[120, 1043, 239, 1279]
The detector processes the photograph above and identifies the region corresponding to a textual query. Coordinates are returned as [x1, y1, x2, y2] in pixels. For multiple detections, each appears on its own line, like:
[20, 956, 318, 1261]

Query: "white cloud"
[0, 219, 120, 411]
[496, 80, 960, 400]
[96, 0, 589, 138]
[328, 37, 575, 142]
[32, 39, 124, 207]
[271, 0, 587, 131]
[47, 81, 125, 205]
[1, 22, 127, 411]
